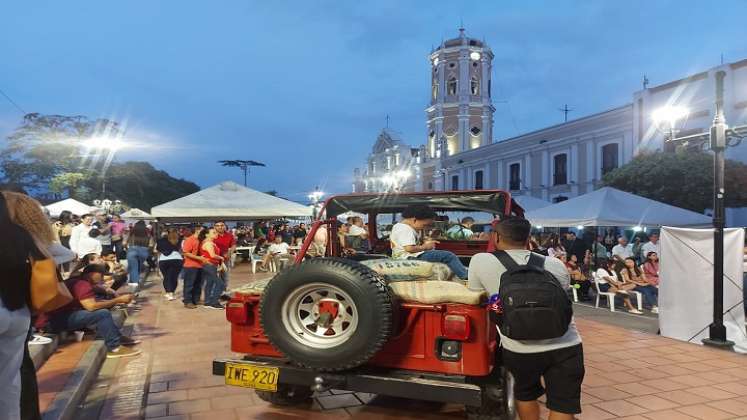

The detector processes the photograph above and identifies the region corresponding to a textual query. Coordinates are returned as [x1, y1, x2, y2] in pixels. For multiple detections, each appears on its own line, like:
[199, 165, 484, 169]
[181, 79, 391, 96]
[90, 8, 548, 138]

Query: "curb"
[40, 308, 128, 420]
[41, 341, 106, 420]
[29, 334, 59, 371]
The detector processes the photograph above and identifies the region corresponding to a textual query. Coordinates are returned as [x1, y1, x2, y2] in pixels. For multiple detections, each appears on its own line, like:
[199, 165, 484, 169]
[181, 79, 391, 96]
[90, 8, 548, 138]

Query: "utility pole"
[558, 104, 573, 122]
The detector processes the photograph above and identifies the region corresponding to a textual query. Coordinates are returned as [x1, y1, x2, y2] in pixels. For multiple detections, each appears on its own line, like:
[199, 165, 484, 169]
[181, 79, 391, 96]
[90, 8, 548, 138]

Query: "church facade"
[353, 29, 747, 201]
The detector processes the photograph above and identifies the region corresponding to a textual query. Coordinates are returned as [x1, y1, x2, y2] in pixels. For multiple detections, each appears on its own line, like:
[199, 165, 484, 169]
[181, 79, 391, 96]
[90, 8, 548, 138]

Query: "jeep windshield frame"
[319, 190, 521, 219]
[293, 190, 523, 263]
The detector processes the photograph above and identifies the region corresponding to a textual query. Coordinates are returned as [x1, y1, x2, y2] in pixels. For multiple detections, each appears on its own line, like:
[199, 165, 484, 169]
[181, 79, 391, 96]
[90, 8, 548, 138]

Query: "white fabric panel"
[524, 187, 712, 227]
[45, 198, 97, 217]
[659, 226, 746, 353]
[151, 181, 312, 220]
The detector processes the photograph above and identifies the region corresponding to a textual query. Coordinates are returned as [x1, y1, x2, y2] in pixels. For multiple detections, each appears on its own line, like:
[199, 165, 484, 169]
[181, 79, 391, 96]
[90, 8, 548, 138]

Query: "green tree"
[89, 161, 199, 210]
[602, 151, 747, 213]
[49, 172, 91, 197]
[0, 113, 119, 189]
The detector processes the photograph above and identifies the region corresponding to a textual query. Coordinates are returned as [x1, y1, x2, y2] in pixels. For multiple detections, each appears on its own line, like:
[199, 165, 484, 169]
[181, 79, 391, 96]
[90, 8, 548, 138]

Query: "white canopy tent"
[45, 198, 97, 217]
[513, 195, 551, 212]
[151, 181, 312, 221]
[524, 187, 712, 228]
[120, 208, 153, 220]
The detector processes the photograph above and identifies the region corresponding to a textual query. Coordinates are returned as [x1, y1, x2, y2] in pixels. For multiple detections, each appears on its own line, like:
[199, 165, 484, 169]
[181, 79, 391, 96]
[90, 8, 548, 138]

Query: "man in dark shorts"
[468, 217, 584, 419]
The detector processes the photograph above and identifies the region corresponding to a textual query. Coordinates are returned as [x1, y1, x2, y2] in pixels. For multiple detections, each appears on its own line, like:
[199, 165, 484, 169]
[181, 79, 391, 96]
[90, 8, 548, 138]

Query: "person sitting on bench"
[390, 204, 468, 280]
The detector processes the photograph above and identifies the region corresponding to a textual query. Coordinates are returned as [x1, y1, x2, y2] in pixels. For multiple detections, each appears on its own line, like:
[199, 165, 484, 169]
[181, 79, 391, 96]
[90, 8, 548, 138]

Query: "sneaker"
[164, 292, 175, 301]
[205, 303, 224, 310]
[628, 308, 643, 315]
[107, 347, 141, 358]
[128, 283, 139, 290]
[28, 334, 53, 345]
[119, 336, 141, 346]
[184, 303, 197, 309]
[651, 306, 659, 314]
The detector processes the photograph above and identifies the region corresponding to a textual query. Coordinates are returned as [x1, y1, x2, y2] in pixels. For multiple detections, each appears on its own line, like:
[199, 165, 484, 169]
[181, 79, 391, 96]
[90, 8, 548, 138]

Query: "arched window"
[451, 175, 460, 191]
[447, 77, 457, 96]
[432, 83, 438, 100]
[471, 77, 479, 95]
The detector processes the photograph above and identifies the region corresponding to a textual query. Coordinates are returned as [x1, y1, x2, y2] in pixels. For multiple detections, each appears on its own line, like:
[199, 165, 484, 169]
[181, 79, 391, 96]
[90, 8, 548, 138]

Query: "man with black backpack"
[468, 217, 583, 420]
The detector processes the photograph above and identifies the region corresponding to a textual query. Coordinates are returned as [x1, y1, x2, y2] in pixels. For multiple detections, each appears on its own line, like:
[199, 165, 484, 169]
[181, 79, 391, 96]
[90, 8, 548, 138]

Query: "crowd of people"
[532, 230, 660, 314]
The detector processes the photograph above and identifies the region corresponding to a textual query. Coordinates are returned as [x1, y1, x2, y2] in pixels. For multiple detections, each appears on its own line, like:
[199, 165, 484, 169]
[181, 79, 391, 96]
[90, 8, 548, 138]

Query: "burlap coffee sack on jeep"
[388, 280, 486, 305]
[231, 278, 271, 295]
[359, 259, 453, 282]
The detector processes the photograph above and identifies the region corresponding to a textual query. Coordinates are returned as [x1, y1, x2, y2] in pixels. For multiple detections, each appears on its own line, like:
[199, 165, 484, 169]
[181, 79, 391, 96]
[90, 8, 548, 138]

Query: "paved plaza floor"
[78, 264, 747, 420]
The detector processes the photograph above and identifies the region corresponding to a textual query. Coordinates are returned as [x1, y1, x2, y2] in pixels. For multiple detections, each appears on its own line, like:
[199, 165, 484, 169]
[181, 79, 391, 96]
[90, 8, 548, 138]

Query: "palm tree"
[218, 160, 266, 186]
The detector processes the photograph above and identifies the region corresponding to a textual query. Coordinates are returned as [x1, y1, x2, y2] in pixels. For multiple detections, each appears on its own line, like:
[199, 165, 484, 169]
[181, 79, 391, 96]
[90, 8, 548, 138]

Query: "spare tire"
[260, 258, 393, 371]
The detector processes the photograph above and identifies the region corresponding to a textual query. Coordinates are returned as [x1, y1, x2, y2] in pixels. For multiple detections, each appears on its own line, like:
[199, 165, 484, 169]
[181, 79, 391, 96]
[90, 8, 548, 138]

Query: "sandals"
[28, 334, 53, 345]
[628, 308, 643, 315]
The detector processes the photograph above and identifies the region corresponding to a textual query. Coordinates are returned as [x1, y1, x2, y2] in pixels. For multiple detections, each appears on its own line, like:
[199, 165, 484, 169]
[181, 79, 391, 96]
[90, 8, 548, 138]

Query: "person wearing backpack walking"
[468, 217, 583, 420]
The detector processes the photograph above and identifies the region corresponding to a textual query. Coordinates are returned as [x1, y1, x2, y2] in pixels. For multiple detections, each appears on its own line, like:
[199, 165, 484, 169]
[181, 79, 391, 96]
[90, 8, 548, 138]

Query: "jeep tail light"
[442, 314, 470, 341]
[226, 301, 250, 325]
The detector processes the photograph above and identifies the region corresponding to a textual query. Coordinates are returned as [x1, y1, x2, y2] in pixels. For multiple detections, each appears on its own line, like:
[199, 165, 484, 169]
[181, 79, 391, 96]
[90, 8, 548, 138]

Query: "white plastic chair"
[593, 273, 617, 312]
[571, 286, 579, 303]
[251, 255, 276, 274]
[629, 290, 644, 311]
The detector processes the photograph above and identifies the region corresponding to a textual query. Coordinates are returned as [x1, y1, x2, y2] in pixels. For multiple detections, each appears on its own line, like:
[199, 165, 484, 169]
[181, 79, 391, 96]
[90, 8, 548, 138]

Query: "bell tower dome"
[426, 28, 494, 158]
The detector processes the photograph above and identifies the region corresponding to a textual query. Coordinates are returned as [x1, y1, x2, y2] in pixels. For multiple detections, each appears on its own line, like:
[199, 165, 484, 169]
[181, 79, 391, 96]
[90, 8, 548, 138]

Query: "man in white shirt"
[468, 217, 583, 420]
[259, 236, 292, 270]
[611, 237, 633, 260]
[641, 232, 660, 259]
[347, 216, 369, 251]
[390, 204, 468, 279]
[69, 214, 94, 256]
[77, 228, 103, 259]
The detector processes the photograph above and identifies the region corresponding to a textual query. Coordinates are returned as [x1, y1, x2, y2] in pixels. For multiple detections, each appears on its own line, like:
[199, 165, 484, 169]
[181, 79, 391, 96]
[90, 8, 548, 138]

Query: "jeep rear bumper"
[212, 356, 485, 407]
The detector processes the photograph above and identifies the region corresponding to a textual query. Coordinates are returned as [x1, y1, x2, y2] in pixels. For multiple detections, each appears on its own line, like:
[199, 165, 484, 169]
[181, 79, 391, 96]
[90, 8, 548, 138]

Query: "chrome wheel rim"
[281, 282, 358, 349]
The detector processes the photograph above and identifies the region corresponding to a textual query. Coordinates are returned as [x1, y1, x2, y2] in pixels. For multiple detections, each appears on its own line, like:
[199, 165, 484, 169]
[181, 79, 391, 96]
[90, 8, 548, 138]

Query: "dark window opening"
[427, 182, 433, 191]
[447, 77, 457, 96]
[470, 127, 481, 136]
[601, 143, 619, 175]
[488, 80, 491, 98]
[474, 171, 484, 190]
[509, 163, 520, 190]
[553, 196, 568, 203]
[451, 175, 459, 191]
[470, 77, 479, 95]
[553, 153, 568, 185]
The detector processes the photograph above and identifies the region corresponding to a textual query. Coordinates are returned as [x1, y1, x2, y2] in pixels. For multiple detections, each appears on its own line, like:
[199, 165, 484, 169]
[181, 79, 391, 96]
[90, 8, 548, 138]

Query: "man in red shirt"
[47, 264, 140, 358]
[181, 225, 208, 308]
[212, 221, 236, 290]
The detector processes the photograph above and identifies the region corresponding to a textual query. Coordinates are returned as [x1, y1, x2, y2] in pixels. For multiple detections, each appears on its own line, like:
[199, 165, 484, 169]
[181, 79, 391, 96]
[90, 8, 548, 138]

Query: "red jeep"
[214, 191, 523, 419]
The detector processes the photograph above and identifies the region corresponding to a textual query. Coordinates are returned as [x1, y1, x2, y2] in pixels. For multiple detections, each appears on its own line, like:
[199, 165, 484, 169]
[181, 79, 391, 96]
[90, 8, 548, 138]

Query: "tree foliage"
[1, 113, 199, 210]
[96, 161, 199, 210]
[602, 151, 747, 213]
[0, 113, 119, 189]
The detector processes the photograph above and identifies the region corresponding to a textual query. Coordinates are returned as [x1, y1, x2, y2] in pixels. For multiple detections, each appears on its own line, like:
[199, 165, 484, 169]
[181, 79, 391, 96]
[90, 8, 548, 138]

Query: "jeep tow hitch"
[311, 375, 345, 393]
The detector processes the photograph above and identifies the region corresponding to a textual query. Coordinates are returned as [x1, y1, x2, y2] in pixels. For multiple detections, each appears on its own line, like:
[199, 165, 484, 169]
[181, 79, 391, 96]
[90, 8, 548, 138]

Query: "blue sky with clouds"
[2, 1, 747, 202]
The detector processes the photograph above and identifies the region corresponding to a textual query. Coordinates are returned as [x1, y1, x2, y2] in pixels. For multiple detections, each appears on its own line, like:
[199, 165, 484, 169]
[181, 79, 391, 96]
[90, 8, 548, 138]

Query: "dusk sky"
[2, 1, 747, 203]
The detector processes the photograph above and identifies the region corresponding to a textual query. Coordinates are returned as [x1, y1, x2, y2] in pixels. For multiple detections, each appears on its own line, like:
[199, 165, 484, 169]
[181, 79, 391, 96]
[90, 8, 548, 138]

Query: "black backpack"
[492, 251, 573, 340]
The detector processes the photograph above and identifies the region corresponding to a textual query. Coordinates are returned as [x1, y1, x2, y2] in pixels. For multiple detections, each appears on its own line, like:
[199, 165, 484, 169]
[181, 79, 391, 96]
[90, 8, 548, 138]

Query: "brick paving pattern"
[80, 264, 747, 419]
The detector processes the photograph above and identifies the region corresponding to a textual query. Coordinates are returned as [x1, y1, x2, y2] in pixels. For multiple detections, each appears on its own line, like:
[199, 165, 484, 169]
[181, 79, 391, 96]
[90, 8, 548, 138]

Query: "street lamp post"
[308, 188, 324, 220]
[654, 70, 746, 348]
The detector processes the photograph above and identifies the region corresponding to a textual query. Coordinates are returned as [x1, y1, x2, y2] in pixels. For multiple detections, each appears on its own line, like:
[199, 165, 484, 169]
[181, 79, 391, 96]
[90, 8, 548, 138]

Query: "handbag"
[30, 258, 73, 312]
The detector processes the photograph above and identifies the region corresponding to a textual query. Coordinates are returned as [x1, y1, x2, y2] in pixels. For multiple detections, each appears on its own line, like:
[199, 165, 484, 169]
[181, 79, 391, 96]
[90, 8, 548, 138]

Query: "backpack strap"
[527, 253, 545, 269]
[492, 250, 519, 270]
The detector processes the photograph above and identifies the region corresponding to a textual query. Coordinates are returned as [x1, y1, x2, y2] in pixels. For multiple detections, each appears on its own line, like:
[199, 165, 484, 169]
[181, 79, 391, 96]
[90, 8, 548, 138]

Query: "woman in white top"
[595, 259, 641, 314]
[543, 233, 566, 260]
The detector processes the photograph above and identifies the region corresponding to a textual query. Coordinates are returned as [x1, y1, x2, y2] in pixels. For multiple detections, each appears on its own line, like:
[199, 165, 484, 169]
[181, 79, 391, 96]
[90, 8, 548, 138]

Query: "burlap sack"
[232, 278, 271, 296]
[388, 280, 486, 305]
[360, 259, 453, 282]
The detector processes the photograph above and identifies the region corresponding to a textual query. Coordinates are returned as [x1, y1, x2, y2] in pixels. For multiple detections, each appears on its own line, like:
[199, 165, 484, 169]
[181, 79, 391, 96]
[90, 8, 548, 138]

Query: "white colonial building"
[354, 29, 747, 203]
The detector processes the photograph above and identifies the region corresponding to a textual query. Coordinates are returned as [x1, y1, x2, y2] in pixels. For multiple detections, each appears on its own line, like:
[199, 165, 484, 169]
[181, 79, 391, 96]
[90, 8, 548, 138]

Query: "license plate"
[224, 362, 279, 391]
